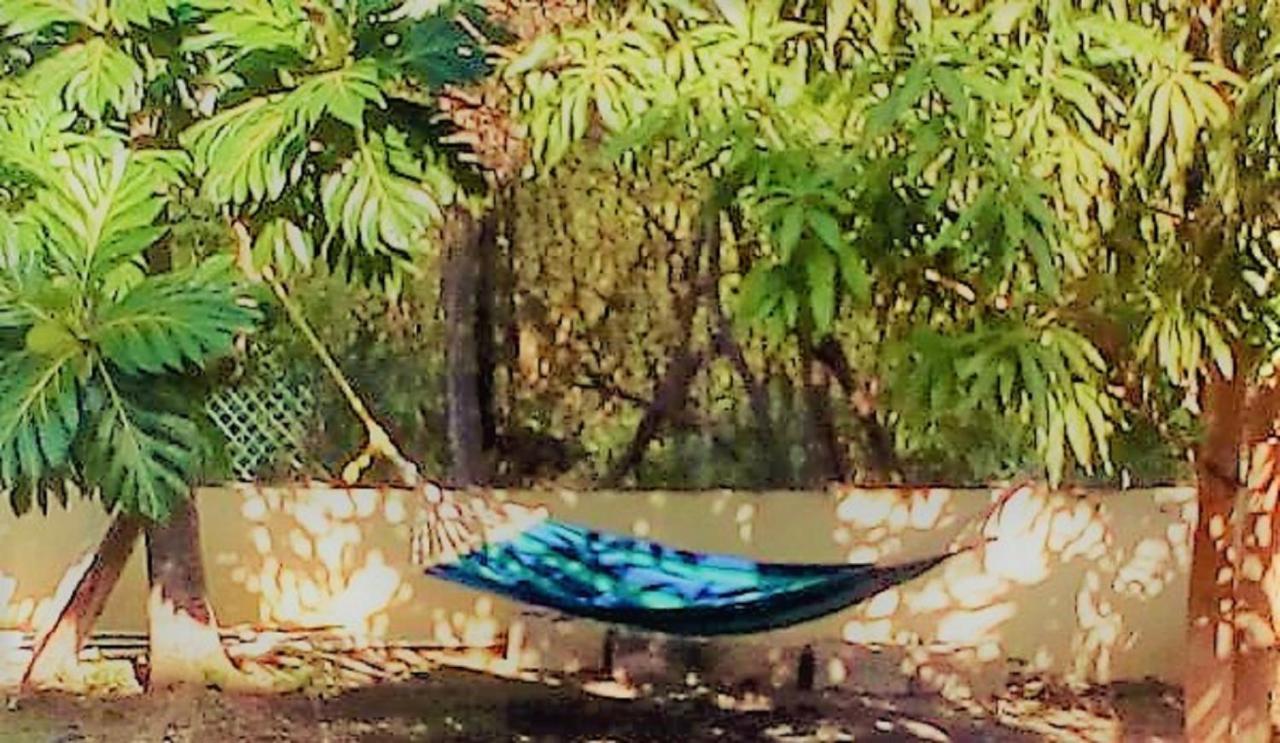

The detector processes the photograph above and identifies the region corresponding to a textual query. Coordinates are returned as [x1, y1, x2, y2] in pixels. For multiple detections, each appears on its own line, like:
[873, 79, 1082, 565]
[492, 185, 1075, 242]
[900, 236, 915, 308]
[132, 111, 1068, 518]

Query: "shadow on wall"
[1, 483, 1194, 697]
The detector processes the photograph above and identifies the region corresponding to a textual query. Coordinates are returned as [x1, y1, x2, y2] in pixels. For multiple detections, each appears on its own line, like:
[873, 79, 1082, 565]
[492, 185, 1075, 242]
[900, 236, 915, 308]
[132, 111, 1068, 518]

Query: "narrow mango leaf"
[805, 247, 836, 334]
[712, 0, 749, 29]
[1063, 397, 1093, 473]
[826, 0, 856, 48]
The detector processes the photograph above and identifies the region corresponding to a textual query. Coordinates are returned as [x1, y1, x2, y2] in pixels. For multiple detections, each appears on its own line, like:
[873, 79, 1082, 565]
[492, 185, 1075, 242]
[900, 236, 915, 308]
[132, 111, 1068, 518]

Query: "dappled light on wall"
[2, 483, 1198, 702]
[831, 483, 1194, 697]
[223, 486, 417, 643]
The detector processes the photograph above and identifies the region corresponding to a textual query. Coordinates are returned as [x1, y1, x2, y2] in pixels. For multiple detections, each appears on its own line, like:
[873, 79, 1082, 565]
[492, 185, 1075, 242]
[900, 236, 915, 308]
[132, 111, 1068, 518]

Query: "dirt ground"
[0, 666, 1182, 743]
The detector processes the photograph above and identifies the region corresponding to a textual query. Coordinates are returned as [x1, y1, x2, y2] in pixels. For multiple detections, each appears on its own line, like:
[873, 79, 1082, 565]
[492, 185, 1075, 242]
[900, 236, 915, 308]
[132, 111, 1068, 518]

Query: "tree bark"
[23, 514, 143, 689]
[1233, 439, 1280, 742]
[144, 497, 246, 690]
[443, 208, 487, 486]
[802, 347, 848, 483]
[1187, 371, 1248, 743]
[476, 208, 501, 454]
[812, 336, 898, 482]
[708, 208, 784, 485]
[603, 349, 705, 487]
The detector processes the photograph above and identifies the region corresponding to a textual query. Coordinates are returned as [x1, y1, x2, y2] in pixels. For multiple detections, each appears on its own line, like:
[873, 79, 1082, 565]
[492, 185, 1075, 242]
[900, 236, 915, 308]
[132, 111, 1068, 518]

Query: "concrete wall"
[0, 484, 1194, 694]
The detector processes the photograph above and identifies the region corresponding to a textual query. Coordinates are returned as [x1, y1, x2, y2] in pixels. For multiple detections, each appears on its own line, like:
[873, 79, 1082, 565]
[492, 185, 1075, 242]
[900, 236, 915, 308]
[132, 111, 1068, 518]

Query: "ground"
[0, 665, 1182, 742]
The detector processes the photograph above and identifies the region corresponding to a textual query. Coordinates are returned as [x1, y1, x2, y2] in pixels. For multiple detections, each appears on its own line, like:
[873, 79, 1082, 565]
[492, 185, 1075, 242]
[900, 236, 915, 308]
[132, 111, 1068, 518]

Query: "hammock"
[410, 490, 973, 636]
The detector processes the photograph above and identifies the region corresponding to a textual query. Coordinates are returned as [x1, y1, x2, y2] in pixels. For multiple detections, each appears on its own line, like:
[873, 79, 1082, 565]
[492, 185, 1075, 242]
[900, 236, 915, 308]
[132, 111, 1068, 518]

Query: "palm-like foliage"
[0, 105, 257, 520]
[0, 0, 504, 503]
[178, 0, 496, 288]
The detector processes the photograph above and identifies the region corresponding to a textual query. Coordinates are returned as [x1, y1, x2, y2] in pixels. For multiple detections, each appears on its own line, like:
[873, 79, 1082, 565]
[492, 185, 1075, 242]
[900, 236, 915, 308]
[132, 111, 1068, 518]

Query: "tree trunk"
[708, 207, 785, 485]
[23, 514, 143, 689]
[802, 349, 848, 483]
[476, 208, 500, 454]
[145, 497, 245, 690]
[443, 208, 487, 486]
[1187, 371, 1248, 742]
[1233, 439, 1280, 742]
[603, 349, 705, 486]
[812, 336, 898, 482]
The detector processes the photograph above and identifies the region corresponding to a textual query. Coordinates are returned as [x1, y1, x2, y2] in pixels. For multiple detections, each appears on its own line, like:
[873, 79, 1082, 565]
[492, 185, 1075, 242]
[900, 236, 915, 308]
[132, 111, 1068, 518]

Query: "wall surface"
[0, 485, 1194, 694]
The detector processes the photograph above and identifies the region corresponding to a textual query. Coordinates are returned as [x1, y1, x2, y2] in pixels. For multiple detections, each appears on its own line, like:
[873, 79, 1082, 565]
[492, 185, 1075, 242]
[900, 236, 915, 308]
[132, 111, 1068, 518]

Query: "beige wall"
[0, 485, 1193, 692]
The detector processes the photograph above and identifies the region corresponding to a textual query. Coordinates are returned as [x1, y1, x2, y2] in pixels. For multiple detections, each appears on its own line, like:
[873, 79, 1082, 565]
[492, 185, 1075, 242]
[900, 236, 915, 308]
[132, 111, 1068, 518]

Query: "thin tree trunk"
[601, 203, 711, 487]
[1187, 371, 1248, 743]
[812, 336, 898, 482]
[801, 346, 847, 483]
[145, 497, 246, 690]
[23, 514, 143, 689]
[443, 208, 487, 486]
[1233, 439, 1280, 742]
[709, 207, 784, 485]
[603, 349, 705, 486]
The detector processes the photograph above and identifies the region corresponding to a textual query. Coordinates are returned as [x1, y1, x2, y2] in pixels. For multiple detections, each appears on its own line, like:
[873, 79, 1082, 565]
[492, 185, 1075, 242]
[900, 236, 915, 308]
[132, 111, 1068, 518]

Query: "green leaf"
[1063, 397, 1093, 473]
[712, 0, 749, 30]
[182, 64, 384, 206]
[825, 0, 855, 47]
[505, 35, 559, 78]
[92, 263, 258, 375]
[777, 204, 804, 258]
[24, 146, 187, 277]
[987, 1, 1028, 34]
[1053, 73, 1104, 129]
[107, 0, 176, 31]
[0, 352, 81, 497]
[806, 247, 836, 334]
[737, 265, 782, 324]
[23, 38, 145, 120]
[183, 0, 309, 58]
[1045, 398, 1066, 486]
[808, 209, 844, 251]
[0, 0, 104, 36]
[391, 13, 492, 89]
[838, 247, 870, 302]
[252, 218, 314, 279]
[319, 128, 447, 257]
[84, 390, 199, 521]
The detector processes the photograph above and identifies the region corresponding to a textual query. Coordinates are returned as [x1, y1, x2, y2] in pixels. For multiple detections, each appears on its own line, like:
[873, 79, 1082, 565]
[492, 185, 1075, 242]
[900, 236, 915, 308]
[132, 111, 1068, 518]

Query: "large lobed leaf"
[0, 352, 82, 505]
[23, 38, 145, 120]
[0, 0, 104, 35]
[93, 259, 260, 375]
[22, 146, 188, 278]
[319, 127, 448, 256]
[0, 0, 179, 35]
[83, 391, 199, 521]
[182, 0, 311, 59]
[182, 62, 385, 206]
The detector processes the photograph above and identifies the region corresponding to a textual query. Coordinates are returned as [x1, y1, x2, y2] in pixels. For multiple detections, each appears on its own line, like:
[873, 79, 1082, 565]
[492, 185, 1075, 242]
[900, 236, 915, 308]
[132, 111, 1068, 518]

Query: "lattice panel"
[206, 354, 316, 482]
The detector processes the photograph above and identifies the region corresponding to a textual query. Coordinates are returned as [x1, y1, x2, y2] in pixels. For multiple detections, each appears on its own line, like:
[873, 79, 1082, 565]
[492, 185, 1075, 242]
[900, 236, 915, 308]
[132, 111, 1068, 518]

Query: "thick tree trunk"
[1233, 439, 1280, 742]
[23, 514, 143, 689]
[443, 209, 487, 486]
[1187, 371, 1248, 742]
[476, 208, 501, 454]
[145, 498, 245, 690]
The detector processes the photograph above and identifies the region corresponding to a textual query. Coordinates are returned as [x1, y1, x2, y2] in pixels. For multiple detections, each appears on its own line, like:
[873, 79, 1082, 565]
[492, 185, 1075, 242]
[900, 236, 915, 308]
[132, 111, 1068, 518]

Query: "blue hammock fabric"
[414, 499, 960, 636]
